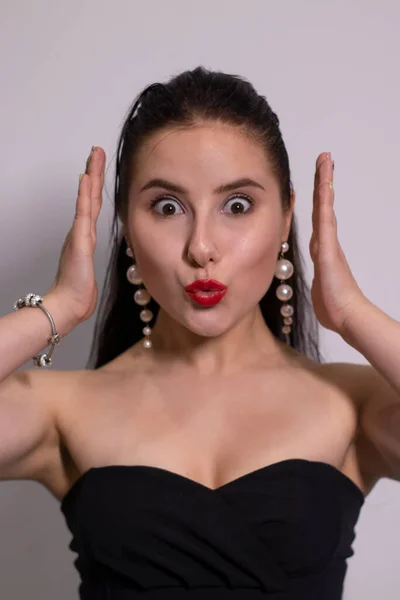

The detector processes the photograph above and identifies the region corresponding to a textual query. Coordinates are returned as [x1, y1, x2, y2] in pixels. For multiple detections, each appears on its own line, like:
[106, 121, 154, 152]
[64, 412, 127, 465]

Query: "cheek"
[229, 229, 279, 290]
[129, 214, 281, 316]
[131, 230, 179, 293]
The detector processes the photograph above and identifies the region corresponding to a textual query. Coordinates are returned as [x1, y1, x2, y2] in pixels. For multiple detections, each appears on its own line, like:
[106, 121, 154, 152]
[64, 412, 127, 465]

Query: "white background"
[1, 1, 399, 598]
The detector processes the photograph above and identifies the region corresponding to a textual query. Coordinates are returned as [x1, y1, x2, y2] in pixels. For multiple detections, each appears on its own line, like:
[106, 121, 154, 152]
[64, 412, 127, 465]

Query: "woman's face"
[124, 123, 294, 337]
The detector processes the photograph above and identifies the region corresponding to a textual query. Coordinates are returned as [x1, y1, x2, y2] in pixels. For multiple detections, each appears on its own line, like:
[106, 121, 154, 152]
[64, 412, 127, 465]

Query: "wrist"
[340, 297, 375, 348]
[41, 292, 82, 338]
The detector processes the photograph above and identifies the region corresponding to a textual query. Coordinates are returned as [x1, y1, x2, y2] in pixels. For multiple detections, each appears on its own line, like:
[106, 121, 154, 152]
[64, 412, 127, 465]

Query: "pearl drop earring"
[274, 241, 294, 343]
[126, 247, 154, 349]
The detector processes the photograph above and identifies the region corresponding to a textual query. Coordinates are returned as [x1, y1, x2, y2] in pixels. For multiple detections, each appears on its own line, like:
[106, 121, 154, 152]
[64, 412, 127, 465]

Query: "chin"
[178, 308, 234, 338]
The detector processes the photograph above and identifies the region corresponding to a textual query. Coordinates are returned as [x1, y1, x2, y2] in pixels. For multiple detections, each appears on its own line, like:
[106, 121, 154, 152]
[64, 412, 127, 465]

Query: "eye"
[150, 196, 184, 216]
[223, 193, 254, 215]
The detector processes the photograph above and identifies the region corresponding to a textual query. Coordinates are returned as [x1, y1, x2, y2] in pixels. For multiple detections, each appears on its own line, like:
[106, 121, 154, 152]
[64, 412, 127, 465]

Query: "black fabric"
[60, 458, 364, 599]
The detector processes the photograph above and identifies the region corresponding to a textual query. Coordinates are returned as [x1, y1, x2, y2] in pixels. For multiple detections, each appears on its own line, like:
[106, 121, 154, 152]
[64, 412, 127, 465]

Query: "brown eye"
[230, 201, 246, 214]
[223, 195, 253, 215]
[151, 197, 184, 216]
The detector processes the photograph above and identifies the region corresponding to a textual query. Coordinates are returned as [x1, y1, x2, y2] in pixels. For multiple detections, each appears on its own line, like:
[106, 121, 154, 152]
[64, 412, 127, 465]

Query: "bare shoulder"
[36, 364, 133, 500]
[306, 358, 389, 429]
[300, 360, 357, 404]
[283, 346, 364, 408]
[0, 366, 85, 424]
[24, 367, 92, 497]
[0, 367, 86, 490]
[309, 360, 368, 410]
[302, 357, 392, 490]
[294, 356, 370, 428]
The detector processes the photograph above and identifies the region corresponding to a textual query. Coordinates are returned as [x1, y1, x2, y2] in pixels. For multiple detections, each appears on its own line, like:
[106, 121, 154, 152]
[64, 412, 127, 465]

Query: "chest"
[60, 366, 358, 489]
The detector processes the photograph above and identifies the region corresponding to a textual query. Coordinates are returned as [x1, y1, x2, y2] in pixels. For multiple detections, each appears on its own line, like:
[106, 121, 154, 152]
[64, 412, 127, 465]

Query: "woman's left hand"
[309, 152, 367, 336]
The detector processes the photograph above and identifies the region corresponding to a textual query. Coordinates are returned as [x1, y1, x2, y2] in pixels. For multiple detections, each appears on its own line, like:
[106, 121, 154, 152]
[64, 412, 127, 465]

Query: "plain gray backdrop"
[1, 0, 400, 598]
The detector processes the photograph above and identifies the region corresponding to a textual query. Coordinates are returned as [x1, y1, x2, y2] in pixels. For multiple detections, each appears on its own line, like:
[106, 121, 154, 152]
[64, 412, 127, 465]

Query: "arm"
[307, 154, 400, 483]
[342, 300, 400, 482]
[0, 146, 103, 483]
[0, 292, 78, 381]
[0, 369, 61, 482]
[0, 295, 78, 482]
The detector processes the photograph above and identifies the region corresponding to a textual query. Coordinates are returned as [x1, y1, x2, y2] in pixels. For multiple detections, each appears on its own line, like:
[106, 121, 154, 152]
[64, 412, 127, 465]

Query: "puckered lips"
[184, 279, 228, 307]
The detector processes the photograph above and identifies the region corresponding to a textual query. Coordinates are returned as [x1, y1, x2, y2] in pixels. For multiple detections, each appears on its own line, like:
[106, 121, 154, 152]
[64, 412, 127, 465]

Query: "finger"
[318, 157, 335, 222]
[312, 153, 334, 232]
[85, 146, 105, 239]
[86, 146, 105, 207]
[309, 234, 319, 262]
[73, 173, 93, 244]
[312, 153, 327, 230]
[315, 156, 337, 248]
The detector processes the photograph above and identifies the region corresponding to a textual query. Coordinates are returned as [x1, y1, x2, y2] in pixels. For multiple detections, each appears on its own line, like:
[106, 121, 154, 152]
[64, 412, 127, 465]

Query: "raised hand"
[47, 146, 106, 324]
[309, 152, 367, 335]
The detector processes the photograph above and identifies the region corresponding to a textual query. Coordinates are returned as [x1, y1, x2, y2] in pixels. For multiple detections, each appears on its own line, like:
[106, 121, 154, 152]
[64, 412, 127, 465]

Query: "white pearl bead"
[143, 338, 152, 349]
[134, 288, 151, 306]
[142, 326, 151, 336]
[282, 325, 291, 334]
[281, 242, 289, 253]
[283, 317, 293, 325]
[274, 259, 294, 280]
[276, 284, 293, 301]
[280, 304, 294, 317]
[127, 264, 142, 285]
[140, 309, 153, 323]
[126, 247, 133, 257]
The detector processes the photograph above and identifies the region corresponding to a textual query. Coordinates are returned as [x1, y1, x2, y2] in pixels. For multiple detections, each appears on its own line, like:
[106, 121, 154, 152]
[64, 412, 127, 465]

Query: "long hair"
[86, 66, 324, 369]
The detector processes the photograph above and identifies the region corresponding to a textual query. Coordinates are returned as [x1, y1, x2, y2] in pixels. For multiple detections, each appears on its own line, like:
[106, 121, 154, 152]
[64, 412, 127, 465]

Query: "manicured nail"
[79, 173, 83, 183]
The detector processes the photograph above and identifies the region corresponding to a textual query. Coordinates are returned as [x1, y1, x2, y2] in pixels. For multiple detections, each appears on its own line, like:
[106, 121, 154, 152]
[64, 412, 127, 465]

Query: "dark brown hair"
[86, 66, 324, 369]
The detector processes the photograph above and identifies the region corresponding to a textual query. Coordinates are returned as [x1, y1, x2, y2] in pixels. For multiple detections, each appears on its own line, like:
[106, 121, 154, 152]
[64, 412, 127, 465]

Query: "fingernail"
[79, 173, 83, 184]
[86, 147, 97, 170]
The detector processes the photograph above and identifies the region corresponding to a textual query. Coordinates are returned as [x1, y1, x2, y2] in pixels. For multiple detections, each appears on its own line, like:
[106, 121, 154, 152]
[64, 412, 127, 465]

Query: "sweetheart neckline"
[60, 458, 365, 510]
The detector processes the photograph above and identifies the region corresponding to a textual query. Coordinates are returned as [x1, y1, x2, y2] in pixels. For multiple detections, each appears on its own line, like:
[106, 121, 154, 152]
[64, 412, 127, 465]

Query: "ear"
[121, 224, 129, 248]
[283, 187, 296, 240]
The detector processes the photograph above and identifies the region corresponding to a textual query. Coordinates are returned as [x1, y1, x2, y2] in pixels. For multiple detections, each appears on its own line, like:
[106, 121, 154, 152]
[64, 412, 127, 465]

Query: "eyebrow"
[139, 177, 266, 194]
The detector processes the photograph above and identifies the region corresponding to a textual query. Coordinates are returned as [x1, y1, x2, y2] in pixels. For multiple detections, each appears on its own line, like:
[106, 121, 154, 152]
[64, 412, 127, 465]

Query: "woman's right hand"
[47, 146, 106, 325]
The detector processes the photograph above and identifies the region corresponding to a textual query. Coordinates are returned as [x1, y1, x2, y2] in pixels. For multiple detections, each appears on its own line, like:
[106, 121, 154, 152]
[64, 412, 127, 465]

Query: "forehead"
[132, 124, 272, 187]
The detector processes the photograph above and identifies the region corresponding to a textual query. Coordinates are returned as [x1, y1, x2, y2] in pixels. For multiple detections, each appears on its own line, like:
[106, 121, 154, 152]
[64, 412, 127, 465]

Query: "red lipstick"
[184, 279, 228, 307]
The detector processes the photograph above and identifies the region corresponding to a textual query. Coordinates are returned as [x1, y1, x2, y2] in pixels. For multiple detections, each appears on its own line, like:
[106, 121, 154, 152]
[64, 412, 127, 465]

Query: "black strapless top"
[60, 458, 365, 599]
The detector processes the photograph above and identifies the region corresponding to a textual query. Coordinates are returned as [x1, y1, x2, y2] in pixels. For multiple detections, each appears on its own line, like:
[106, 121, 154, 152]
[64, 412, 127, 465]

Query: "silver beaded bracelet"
[13, 293, 61, 368]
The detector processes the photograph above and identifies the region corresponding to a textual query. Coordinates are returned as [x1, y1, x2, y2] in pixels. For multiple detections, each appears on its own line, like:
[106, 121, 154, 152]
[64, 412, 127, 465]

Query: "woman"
[1, 66, 400, 599]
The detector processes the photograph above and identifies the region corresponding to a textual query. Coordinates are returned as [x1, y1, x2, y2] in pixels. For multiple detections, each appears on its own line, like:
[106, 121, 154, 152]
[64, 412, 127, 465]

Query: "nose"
[186, 218, 220, 268]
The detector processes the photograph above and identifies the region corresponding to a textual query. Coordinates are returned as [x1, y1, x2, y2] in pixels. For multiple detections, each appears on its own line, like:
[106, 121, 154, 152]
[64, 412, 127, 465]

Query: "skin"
[122, 122, 296, 377]
[35, 123, 372, 500]
[0, 125, 387, 503]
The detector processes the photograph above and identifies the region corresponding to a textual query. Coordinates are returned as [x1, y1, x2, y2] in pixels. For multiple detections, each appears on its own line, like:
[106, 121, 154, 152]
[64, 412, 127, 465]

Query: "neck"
[147, 305, 293, 377]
